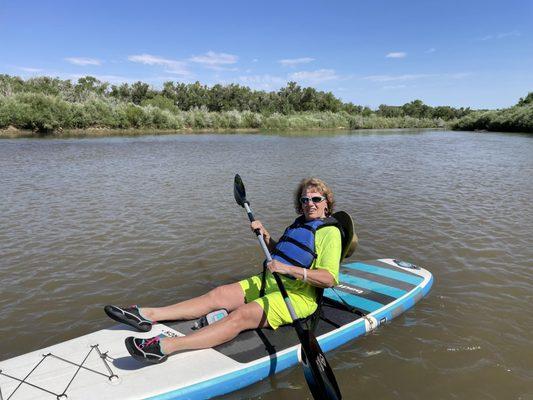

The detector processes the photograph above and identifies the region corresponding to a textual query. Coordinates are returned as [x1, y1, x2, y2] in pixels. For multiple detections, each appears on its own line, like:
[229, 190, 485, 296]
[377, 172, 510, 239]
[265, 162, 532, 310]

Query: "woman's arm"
[267, 262, 336, 288]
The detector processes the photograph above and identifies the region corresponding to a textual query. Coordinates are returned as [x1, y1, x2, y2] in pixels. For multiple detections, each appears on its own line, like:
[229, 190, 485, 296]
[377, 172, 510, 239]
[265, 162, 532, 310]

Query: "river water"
[0, 130, 532, 399]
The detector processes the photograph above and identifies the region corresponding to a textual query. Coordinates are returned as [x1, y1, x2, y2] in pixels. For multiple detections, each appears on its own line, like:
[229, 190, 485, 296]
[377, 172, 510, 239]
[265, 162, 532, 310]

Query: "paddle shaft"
[235, 175, 342, 399]
[243, 202, 300, 322]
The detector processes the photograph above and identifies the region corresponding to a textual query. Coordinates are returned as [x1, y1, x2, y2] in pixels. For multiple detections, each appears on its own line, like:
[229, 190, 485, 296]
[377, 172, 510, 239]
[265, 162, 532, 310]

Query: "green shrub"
[123, 103, 150, 128]
[141, 95, 177, 112]
[453, 106, 533, 133]
[0, 92, 71, 132]
[242, 111, 263, 129]
[184, 107, 213, 129]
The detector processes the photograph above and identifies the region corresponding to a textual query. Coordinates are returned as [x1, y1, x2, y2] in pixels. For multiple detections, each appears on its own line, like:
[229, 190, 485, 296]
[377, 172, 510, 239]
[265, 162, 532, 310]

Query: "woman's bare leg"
[160, 301, 269, 354]
[141, 282, 246, 321]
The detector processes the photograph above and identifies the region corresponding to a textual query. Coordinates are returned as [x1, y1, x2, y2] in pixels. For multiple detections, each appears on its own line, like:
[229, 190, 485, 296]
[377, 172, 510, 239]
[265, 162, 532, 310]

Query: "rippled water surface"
[1, 130, 532, 399]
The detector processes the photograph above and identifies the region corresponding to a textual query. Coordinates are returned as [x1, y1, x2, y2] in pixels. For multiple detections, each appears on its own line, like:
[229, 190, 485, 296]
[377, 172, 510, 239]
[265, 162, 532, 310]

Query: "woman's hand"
[251, 220, 270, 242]
[266, 259, 290, 275]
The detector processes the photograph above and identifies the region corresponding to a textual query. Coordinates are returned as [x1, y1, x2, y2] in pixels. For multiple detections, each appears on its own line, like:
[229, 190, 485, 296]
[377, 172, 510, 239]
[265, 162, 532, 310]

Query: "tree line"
[0, 74, 471, 119]
[1, 74, 530, 134]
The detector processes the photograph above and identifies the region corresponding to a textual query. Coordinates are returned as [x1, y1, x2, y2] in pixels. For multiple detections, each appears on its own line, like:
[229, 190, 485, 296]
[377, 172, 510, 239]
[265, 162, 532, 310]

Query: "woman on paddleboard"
[105, 178, 342, 363]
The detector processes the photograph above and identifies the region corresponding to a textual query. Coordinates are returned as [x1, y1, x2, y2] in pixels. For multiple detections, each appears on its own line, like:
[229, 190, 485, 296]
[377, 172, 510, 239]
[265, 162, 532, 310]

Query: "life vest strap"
[272, 249, 307, 269]
[278, 235, 317, 258]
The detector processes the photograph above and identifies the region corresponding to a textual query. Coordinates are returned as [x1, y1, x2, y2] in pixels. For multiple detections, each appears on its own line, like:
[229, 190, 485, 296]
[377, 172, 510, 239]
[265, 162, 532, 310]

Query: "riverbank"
[0, 120, 447, 139]
[0, 126, 261, 138]
[0, 110, 447, 138]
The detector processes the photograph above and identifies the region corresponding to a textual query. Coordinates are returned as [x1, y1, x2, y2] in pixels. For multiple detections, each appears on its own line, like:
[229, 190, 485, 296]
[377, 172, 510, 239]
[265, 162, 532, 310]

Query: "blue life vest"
[272, 216, 340, 272]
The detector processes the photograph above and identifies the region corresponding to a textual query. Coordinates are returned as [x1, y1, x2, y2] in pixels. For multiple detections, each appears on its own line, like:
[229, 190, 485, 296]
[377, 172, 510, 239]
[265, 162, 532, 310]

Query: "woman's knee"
[205, 286, 225, 308]
[205, 283, 244, 310]
[227, 303, 267, 331]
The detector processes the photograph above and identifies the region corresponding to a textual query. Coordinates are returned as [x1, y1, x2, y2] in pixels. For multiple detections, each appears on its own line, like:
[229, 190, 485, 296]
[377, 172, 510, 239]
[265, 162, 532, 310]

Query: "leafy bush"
[0, 92, 70, 132]
[453, 105, 533, 133]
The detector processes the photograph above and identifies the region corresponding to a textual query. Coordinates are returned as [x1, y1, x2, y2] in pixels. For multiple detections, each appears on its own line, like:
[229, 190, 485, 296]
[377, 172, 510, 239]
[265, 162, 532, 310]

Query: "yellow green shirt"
[265, 225, 341, 299]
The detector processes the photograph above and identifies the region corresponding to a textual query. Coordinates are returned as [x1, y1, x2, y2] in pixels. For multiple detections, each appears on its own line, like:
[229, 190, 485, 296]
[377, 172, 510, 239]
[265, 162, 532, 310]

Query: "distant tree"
[277, 82, 300, 112]
[517, 92, 533, 106]
[316, 91, 342, 112]
[401, 99, 432, 119]
[361, 106, 373, 117]
[75, 76, 108, 98]
[110, 83, 132, 102]
[377, 104, 403, 118]
[161, 81, 177, 101]
[0, 74, 25, 96]
[141, 94, 176, 111]
[431, 106, 456, 120]
[130, 81, 154, 105]
[342, 102, 364, 114]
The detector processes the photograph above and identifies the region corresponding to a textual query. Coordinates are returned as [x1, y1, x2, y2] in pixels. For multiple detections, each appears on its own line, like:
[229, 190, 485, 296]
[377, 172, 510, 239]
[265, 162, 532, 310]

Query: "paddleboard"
[0, 259, 433, 400]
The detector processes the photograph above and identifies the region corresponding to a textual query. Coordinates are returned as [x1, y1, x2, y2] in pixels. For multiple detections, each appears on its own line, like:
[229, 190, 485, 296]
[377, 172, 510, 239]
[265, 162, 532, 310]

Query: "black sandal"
[125, 336, 168, 364]
[104, 305, 154, 332]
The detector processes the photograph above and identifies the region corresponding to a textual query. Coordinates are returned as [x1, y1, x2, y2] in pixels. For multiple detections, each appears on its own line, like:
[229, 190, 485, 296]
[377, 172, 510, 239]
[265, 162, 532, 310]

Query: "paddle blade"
[233, 174, 247, 207]
[300, 329, 342, 400]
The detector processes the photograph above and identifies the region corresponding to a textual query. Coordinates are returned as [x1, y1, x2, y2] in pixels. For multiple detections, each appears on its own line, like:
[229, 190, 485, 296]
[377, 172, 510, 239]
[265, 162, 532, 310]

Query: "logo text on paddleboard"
[337, 284, 364, 294]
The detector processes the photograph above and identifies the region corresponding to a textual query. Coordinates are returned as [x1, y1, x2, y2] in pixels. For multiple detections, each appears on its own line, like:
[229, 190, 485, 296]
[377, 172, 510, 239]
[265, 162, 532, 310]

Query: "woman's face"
[301, 186, 328, 221]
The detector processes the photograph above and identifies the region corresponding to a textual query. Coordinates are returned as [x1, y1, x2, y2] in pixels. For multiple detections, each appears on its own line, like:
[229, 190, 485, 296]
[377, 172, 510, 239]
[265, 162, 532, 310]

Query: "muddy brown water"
[1, 130, 532, 399]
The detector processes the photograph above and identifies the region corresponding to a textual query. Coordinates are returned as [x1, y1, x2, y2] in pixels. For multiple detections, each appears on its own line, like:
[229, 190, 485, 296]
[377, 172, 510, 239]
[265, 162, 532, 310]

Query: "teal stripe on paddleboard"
[347, 263, 423, 285]
[339, 273, 407, 299]
[324, 287, 383, 312]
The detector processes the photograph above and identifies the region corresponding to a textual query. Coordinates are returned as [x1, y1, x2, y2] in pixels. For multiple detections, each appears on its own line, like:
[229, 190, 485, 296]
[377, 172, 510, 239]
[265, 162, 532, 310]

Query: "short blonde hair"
[294, 177, 335, 216]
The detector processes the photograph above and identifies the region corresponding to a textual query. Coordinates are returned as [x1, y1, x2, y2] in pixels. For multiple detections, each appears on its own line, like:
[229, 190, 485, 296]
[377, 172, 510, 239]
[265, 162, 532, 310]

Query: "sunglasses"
[300, 196, 326, 205]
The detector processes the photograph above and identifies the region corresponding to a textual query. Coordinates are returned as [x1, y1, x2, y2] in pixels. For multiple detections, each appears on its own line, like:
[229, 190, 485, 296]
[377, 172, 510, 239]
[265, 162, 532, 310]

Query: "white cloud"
[189, 51, 238, 67]
[207, 65, 239, 72]
[386, 52, 407, 59]
[364, 72, 471, 83]
[497, 31, 521, 39]
[448, 72, 471, 79]
[480, 30, 520, 41]
[237, 74, 286, 90]
[425, 48, 436, 53]
[128, 54, 189, 75]
[128, 54, 171, 66]
[234, 74, 288, 91]
[383, 84, 407, 90]
[278, 57, 315, 67]
[18, 67, 43, 72]
[65, 57, 102, 66]
[363, 74, 434, 82]
[289, 69, 339, 84]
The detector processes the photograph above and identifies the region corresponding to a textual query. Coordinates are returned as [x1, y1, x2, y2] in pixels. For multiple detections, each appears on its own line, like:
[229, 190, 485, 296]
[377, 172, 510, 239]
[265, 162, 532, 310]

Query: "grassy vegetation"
[452, 93, 533, 133]
[3, 74, 528, 137]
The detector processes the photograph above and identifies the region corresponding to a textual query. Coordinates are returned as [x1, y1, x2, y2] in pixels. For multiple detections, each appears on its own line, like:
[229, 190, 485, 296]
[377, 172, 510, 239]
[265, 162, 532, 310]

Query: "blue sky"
[1, 0, 532, 109]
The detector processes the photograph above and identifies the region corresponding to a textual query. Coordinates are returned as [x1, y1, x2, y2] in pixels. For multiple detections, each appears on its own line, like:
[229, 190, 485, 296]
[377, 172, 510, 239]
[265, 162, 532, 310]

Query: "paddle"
[233, 174, 342, 400]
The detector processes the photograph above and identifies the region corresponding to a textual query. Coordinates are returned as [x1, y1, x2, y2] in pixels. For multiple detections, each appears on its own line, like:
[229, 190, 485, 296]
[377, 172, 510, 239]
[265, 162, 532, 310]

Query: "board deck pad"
[0, 259, 433, 400]
[169, 298, 358, 364]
